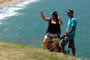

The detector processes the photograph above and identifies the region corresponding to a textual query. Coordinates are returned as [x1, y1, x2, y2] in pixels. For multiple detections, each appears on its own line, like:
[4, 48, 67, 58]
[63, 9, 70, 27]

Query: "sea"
[0, 0, 90, 59]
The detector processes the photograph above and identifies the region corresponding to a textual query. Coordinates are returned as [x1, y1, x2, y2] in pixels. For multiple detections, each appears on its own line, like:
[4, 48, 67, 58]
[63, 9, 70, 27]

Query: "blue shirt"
[66, 17, 77, 37]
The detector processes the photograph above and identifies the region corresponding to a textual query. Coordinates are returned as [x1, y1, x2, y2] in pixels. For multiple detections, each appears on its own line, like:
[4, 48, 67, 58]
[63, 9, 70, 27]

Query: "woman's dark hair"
[51, 11, 59, 23]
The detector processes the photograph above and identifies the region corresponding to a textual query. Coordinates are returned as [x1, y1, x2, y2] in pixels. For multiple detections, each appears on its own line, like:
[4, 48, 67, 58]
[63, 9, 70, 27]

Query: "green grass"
[0, 41, 80, 60]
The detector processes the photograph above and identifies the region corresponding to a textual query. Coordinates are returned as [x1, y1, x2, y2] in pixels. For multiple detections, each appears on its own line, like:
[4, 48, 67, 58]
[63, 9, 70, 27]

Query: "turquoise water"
[0, 0, 90, 58]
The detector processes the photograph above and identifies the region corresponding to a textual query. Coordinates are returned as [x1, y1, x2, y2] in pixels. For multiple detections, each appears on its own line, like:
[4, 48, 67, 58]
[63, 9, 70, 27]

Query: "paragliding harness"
[46, 34, 71, 54]
[60, 34, 72, 54]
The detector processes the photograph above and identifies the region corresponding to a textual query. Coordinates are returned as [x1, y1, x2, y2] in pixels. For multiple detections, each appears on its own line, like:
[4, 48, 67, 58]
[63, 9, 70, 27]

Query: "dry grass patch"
[0, 41, 80, 60]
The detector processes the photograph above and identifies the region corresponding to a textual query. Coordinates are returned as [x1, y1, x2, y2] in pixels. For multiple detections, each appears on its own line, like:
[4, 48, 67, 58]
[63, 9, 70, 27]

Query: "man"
[61, 9, 77, 59]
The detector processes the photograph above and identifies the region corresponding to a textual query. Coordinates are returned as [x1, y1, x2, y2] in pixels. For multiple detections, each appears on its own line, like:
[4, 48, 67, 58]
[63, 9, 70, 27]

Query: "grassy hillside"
[0, 41, 80, 60]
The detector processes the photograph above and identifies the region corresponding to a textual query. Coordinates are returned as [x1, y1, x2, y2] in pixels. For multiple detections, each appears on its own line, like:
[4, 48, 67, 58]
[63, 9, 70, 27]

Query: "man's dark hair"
[67, 9, 74, 14]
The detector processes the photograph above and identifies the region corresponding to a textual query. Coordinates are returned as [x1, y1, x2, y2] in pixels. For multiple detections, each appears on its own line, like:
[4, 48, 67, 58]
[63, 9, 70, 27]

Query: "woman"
[40, 10, 63, 51]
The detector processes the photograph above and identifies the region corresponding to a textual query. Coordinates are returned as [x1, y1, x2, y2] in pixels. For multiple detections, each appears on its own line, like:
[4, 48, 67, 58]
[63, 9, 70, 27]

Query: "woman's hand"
[40, 10, 50, 22]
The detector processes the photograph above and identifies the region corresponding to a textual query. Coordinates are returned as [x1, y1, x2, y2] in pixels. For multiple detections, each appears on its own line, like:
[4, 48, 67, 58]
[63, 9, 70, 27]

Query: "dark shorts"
[61, 35, 75, 48]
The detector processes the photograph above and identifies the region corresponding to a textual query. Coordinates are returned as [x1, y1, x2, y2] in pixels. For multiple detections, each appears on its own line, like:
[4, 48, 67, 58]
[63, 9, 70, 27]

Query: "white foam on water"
[0, 0, 39, 20]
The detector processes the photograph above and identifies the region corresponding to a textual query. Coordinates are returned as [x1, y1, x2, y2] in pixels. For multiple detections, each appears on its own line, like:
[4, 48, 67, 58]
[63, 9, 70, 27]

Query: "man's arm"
[68, 19, 77, 34]
[68, 26, 75, 34]
[65, 19, 76, 35]
[64, 26, 75, 36]
[40, 11, 50, 22]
